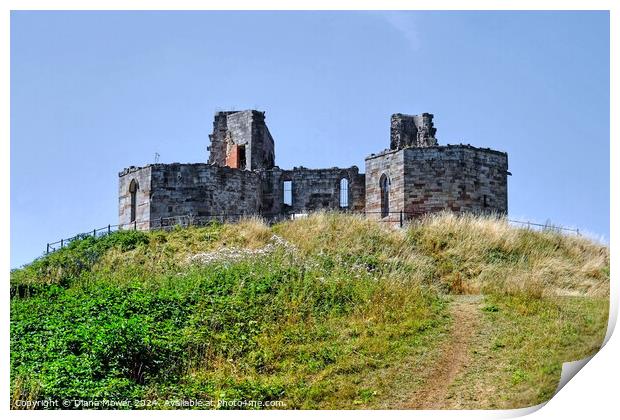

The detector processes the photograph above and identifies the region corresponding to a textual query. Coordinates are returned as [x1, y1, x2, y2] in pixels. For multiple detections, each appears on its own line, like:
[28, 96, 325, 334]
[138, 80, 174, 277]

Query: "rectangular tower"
[207, 110, 275, 170]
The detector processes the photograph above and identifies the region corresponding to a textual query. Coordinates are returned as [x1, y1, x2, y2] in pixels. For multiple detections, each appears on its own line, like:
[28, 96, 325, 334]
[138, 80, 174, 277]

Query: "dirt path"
[405, 295, 483, 409]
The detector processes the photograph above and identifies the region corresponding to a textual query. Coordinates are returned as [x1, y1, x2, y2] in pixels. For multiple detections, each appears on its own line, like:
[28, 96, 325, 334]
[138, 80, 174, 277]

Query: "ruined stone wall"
[207, 110, 275, 170]
[257, 169, 284, 216]
[402, 146, 508, 217]
[121, 110, 509, 226]
[248, 111, 275, 170]
[364, 150, 405, 219]
[390, 113, 438, 149]
[118, 166, 152, 229]
[225, 111, 253, 169]
[207, 111, 235, 167]
[260, 166, 365, 215]
[119, 162, 366, 226]
[148, 163, 262, 221]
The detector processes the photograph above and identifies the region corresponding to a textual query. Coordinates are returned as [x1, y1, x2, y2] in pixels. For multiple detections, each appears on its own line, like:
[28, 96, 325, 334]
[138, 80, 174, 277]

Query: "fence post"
[46, 243, 49, 254]
[93, 229, 96, 238]
[160, 217, 163, 229]
[60, 239, 64, 248]
[134, 220, 137, 231]
[400, 210, 403, 228]
[108, 224, 111, 234]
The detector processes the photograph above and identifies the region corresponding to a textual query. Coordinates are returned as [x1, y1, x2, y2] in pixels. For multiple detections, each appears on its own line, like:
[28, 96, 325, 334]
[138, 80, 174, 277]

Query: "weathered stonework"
[207, 110, 275, 170]
[266, 167, 365, 215]
[402, 146, 508, 217]
[149, 164, 262, 219]
[390, 113, 438, 149]
[119, 166, 152, 229]
[119, 109, 509, 228]
[365, 149, 405, 218]
[364, 145, 508, 220]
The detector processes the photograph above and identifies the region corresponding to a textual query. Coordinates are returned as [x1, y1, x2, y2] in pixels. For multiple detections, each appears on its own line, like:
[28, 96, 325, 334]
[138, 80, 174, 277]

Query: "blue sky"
[10, 11, 609, 268]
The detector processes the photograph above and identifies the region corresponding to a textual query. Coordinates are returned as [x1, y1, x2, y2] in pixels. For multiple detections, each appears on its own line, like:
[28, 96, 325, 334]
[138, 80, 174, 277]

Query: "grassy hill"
[10, 213, 609, 409]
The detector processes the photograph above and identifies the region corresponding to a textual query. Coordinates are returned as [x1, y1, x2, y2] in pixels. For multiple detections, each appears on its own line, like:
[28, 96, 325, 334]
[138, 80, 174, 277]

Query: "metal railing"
[44, 210, 580, 255]
[44, 213, 286, 254]
[46, 222, 128, 254]
[506, 218, 580, 235]
[356, 211, 581, 235]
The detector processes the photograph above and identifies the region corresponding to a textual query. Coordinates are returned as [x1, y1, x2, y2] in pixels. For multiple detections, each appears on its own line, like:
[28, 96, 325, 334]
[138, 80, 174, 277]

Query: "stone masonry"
[390, 113, 438, 149]
[207, 110, 275, 171]
[119, 110, 509, 228]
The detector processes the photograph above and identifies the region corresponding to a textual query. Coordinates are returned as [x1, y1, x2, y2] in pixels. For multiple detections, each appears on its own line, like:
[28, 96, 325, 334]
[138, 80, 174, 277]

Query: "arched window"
[129, 179, 139, 222]
[339, 178, 349, 208]
[380, 174, 390, 218]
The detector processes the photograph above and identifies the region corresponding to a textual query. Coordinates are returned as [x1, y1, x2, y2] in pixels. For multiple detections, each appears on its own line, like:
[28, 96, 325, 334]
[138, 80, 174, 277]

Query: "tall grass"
[14, 212, 607, 298]
[274, 211, 609, 297]
[10, 212, 609, 409]
[406, 212, 609, 297]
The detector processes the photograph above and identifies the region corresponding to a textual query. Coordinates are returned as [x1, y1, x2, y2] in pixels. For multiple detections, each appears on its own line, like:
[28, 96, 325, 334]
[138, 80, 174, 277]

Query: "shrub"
[11, 230, 149, 292]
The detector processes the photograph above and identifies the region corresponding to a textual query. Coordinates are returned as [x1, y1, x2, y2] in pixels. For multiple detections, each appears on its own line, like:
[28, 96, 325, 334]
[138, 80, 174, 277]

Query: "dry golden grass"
[406, 212, 609, 297]
[219, 217, 273, 248]
[21, 211, 607, 300]
[272, 211, 609, 298]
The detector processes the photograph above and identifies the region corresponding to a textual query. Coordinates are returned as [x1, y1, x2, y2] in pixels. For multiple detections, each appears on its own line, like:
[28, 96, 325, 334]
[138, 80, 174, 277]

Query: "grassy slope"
[446, 295, 608, 409]
[10, 213, 610, 409]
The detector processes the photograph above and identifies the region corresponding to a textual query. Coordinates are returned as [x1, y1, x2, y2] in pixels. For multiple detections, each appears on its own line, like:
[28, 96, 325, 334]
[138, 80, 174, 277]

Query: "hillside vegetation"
[10, 213, 609, 409]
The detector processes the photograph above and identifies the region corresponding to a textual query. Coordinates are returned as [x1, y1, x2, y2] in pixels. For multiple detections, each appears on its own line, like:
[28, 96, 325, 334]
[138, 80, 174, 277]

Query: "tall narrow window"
[380, 174, 389, 218]
[238, 145, 247, 170]
[339, 178, 349, 208]
[129, 179, 139, 222]
[283, 180, 293, 206]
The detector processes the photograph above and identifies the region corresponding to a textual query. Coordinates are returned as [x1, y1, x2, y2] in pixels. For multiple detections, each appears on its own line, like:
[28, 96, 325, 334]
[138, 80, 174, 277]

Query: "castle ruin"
[119, 110, 509, 228]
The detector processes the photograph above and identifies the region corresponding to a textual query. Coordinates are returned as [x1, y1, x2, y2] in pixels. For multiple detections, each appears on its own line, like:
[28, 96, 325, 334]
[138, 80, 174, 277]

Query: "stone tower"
[366, 112, 508, 220]
[207, 110, 275, 170]
[389, 113, 438, 149]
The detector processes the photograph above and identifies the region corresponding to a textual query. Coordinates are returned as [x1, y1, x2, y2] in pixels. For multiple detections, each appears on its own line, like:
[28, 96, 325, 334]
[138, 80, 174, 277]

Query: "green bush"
[11, 230, 149, 293]
[11, 283, 189, 400]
